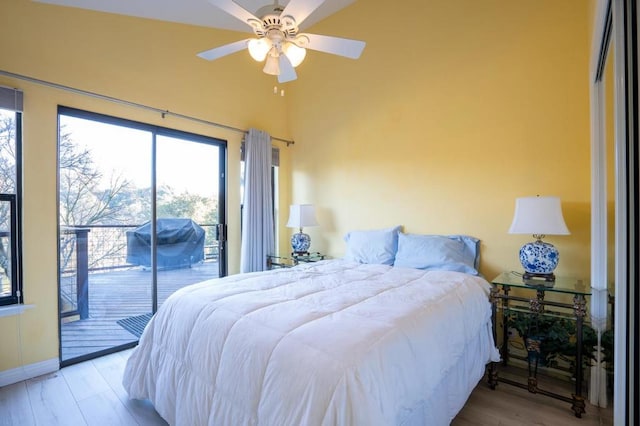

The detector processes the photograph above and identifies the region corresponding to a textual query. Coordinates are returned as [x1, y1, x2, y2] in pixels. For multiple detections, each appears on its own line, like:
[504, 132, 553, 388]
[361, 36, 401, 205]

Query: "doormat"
[116, 313, 153, 338]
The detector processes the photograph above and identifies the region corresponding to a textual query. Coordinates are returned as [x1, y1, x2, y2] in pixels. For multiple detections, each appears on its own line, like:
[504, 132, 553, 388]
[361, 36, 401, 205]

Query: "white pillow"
[343, 226, 401, 265]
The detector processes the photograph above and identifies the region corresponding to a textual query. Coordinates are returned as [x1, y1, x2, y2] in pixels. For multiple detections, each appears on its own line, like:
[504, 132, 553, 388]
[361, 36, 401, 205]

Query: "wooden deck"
[60, 261, 220, 362]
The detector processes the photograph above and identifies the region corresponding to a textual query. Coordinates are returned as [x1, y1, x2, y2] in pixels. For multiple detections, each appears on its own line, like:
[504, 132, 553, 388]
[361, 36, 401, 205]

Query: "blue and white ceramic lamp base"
[291, 232, 311, 254]
[519, 240, 559, 281]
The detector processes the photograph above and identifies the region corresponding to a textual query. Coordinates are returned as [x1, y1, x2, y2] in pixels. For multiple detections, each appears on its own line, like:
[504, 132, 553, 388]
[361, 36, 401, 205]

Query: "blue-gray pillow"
[343, 226, 401, 265]
[394, 233, 480, 275]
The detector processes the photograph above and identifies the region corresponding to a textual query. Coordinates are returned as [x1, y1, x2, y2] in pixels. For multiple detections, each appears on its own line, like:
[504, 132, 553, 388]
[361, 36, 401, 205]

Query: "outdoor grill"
[126, 218, 205, 269]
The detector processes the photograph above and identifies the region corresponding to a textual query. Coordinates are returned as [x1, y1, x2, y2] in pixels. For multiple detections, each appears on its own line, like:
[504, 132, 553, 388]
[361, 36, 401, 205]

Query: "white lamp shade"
[286, 204, 319, 228]
[262, 53, 280, 75]
[508, 196, 570, 235]
[247, 38, 272, 62]
[283, 42, 306, 67]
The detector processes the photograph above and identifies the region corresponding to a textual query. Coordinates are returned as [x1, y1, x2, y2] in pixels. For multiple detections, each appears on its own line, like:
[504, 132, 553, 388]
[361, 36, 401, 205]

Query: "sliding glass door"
[58, 107, 226, 365]
[155, 133, 225, 307]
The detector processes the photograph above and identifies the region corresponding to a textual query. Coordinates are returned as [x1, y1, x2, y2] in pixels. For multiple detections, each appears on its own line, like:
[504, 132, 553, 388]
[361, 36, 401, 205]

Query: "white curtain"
[240, 128, 274, 273]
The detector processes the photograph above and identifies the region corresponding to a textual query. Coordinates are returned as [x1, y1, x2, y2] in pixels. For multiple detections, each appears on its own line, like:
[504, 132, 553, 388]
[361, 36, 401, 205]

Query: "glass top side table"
[266, 252, 326, 269]
[488, 271, 590, 418]
[491, 271, 591, 296]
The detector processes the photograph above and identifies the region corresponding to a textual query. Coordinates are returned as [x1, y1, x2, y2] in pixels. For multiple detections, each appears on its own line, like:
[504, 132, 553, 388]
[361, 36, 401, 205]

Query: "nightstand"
[488, 271, 591, 418]
[266, 252, 326, 269]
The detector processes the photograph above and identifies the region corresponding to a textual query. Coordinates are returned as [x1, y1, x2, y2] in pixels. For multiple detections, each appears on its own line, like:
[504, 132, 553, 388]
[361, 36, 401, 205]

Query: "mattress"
[123, 259, 500, 425]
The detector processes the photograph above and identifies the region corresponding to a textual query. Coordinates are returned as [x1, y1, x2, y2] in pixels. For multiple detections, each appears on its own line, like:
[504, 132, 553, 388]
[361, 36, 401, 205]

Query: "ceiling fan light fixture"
[247, 38, 272, 62]
[283, 42, 306, 67]
[263, 54, 280, 75]
[200, 0, 368, 83]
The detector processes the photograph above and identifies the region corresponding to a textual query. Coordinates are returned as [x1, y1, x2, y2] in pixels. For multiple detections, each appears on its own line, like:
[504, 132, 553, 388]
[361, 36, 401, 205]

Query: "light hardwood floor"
[0, 348, 613, 426]
[0, 349, 167, 426]
[452, 378, 613, 426]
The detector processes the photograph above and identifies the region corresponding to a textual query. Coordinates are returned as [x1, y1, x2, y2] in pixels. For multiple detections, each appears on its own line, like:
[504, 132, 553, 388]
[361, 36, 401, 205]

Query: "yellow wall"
[0, 0, 593, 376]
[287, 0, 592, 281]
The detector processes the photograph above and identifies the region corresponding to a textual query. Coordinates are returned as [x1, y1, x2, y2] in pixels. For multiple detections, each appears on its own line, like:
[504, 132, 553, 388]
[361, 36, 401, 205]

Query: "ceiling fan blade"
[295, 33, 366, 59]
[197, 39, 250, 61]
[208, 0, 260, 27]
[280, 0, 325, 27]
[278, 55, 297, 83]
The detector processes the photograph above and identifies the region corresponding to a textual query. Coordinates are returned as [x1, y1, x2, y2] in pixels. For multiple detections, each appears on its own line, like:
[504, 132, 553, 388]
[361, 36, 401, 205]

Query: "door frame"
[591, 0, 639, 422]
[56, 106, 228, 366]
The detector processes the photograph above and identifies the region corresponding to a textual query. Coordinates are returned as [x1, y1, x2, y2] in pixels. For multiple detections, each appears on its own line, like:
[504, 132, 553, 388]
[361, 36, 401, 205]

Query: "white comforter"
[123, 260, 500, 426]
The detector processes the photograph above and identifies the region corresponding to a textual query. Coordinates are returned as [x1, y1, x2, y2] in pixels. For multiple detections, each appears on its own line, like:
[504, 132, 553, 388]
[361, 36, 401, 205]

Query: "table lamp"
[508, 196, 570, 282]
[286, 204, 319, 254]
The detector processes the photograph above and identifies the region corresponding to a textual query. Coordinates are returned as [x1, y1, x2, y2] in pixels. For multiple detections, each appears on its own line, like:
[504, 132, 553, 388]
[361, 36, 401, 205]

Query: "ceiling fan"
[197, 0, 366, 83]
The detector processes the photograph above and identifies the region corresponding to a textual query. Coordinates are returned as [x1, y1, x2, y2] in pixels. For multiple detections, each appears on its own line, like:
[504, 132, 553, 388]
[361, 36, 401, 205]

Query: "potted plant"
[507, 310, 600, 375]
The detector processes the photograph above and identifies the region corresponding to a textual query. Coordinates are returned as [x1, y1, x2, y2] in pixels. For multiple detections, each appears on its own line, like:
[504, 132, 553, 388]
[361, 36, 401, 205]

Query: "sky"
[60, 115, 220, 198]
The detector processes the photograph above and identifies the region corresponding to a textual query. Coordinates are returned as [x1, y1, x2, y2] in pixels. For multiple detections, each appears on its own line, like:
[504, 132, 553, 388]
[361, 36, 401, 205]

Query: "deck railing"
[60, 223, 219, 319]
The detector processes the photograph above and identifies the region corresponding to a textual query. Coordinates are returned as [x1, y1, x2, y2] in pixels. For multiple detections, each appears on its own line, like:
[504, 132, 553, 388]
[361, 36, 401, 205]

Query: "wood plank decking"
[60, 261, 220, 362]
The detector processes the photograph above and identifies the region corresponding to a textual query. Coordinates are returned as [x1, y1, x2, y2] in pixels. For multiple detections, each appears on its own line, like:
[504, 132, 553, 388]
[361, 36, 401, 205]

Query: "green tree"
[157, 185, 218, 224]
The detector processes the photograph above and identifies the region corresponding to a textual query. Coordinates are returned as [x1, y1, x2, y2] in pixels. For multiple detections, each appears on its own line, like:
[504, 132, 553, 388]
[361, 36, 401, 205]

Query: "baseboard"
[0, 358, 59, 387]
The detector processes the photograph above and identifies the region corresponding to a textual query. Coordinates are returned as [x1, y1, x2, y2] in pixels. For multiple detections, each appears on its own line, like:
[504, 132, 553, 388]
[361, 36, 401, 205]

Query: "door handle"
[216, 224, 227, 242]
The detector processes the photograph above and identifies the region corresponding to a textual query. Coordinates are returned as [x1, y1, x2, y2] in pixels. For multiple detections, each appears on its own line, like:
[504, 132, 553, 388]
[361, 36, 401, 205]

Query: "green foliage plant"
[507, 310, 603, 373]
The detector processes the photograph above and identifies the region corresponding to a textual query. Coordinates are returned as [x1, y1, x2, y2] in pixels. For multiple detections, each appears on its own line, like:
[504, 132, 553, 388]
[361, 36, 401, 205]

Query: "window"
[0, 86, 23, 306]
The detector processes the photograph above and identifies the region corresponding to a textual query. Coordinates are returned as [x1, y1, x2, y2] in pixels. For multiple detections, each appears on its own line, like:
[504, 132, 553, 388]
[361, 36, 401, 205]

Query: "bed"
[123, 230, 500, 426]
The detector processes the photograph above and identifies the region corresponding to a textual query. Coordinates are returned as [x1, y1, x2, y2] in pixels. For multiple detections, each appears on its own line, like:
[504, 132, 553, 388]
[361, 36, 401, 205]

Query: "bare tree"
[58, 127, 137, 271]
[59, 132, 133, 226]
[0, 112, 17, 226]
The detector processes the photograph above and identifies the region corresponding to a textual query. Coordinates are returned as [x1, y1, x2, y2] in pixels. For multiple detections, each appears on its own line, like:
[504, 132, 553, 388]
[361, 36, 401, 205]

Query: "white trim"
[0, 304, 34, 318]
[590, 0, 611, 408]
[0, 358, 59, 387]
[611, 0, 629, 421]
[590, 12, 607, 294]
[590, 0, 628, 419]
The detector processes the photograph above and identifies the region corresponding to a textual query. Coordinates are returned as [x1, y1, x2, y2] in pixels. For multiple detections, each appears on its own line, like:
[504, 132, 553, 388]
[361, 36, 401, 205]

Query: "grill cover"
[126, 218, 205, 269]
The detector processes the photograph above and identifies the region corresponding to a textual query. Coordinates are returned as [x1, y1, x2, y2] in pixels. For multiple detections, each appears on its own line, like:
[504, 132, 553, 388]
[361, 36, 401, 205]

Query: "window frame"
[0, 109, 23, 306]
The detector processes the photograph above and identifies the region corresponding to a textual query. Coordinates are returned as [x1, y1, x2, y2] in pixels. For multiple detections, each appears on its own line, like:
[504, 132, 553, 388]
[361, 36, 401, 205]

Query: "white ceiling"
[34, 0, 356, 33]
